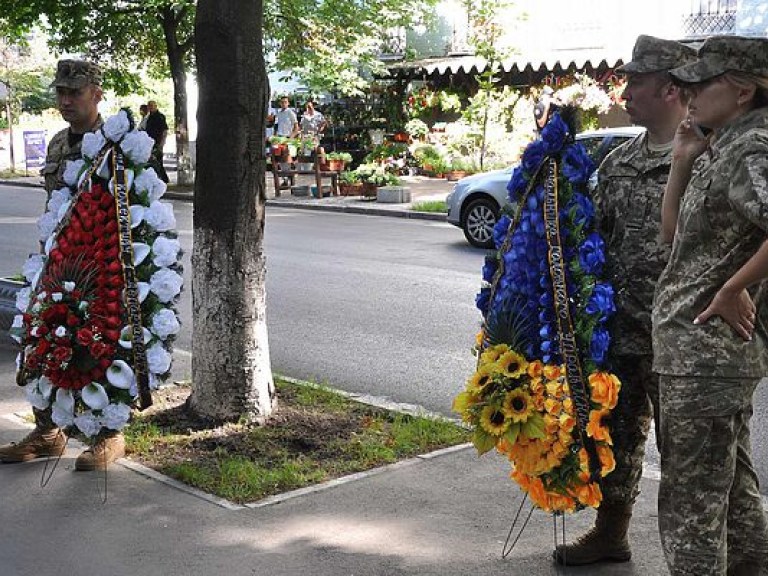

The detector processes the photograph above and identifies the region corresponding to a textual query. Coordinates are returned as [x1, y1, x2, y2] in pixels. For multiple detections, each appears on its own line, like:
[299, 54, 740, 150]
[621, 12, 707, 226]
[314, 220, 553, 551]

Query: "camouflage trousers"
[601, 354, 659, 505]
[658, 375, 768, 575]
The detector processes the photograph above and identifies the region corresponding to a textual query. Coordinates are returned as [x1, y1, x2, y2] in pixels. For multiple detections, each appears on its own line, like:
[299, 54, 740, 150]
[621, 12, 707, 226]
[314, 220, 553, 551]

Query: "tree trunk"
[189, 0, 275, 422]
[161, 8, 194, 186]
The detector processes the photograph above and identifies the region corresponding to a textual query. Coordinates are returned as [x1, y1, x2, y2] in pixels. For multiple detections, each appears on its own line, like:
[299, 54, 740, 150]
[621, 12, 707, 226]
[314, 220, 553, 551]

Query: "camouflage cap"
[670, 35, 768, 83]
[616, 35, 697, 74]
[50, 59, 102, 89]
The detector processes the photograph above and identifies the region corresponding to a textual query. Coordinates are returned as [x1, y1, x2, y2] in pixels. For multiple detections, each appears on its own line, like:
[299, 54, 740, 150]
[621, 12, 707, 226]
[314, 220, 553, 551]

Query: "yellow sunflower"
[496, 350, 528, 379]
[467, 364, 495, 393]
[502, 389, 534, 423]
[479, 343, 510, 365]
[479, 405, 509, 436]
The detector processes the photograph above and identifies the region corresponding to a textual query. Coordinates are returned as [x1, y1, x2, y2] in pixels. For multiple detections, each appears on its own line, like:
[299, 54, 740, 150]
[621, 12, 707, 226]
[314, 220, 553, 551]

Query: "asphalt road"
[2, 183, 768, 496]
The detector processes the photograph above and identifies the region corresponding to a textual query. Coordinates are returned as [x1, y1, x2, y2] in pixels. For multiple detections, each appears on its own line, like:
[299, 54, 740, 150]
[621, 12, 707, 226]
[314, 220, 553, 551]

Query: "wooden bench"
[271, 147, 339, 198]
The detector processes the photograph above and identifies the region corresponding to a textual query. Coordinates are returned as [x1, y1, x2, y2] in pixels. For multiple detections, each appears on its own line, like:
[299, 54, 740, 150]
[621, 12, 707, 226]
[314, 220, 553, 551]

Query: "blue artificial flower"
[586, 282, 616, 320]
[540, 113, 569, 154]
[507, 166, 528, 201]
[590, 325, 611, 365]
[521, 139, 548, 173]
[562, 143, 596, 185]
[578, 232, 606, 275]
[567, 192, 595, 228]
[482, 255, 498, 283]
[476, 287, 491, 314]
[493, 215, 512, 249]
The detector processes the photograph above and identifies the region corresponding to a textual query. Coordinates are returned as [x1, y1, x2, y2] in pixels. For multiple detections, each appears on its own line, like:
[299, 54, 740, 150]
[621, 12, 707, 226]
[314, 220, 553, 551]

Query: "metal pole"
[6, 83, 14, 172]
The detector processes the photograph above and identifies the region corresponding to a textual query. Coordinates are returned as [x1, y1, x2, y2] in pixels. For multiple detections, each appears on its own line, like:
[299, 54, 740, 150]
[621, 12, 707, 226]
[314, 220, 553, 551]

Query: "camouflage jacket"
[594, 131, 672, 357]
[41, 116, 103, 199]
[653, 107, 768, 377]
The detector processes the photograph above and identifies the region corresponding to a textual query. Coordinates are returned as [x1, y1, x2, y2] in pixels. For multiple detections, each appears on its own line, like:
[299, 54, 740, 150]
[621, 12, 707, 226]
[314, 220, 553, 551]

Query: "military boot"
[553, 502, 633, 566]
[74, 432, 126, 471]
[0, 427, 66, 462]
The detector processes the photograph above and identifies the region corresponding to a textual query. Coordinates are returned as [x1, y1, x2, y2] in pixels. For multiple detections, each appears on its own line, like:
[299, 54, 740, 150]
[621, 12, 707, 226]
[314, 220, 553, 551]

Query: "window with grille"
[682, 0, 737, 37]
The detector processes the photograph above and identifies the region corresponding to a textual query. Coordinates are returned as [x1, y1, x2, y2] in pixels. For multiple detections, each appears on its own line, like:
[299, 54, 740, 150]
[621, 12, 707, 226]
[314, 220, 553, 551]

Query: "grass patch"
[0, 169, 34, 179]
[124, 378, 469, 503]
[410, 200, 448, 213]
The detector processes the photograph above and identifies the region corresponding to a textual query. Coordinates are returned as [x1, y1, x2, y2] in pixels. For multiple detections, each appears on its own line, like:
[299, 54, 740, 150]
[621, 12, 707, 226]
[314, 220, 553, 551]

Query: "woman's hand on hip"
[695, 287, 756, 341]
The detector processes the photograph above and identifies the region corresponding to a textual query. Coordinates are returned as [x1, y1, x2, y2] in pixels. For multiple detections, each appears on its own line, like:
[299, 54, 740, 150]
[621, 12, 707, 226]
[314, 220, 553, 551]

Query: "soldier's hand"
[673, 116, 712, 162]
[694, 287, 756, 341]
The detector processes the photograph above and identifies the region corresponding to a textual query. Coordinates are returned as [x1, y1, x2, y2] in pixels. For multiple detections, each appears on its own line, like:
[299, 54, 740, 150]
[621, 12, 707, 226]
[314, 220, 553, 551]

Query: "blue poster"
[23, 131, 46, 171]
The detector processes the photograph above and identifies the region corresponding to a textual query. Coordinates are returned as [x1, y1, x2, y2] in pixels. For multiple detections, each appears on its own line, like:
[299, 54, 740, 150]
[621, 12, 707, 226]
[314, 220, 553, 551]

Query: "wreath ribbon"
[542, 157, 600, 482]
[112, 146, 152, 409]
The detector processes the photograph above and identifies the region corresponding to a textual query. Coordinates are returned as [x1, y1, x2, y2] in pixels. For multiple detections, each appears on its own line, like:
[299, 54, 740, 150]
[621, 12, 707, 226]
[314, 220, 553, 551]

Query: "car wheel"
[462, 198, 499, 248]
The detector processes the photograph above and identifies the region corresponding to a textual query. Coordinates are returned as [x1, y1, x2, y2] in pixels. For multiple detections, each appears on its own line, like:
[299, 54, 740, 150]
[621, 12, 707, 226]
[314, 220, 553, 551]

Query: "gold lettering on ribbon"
[112, 147, 152, 409]
[542, 158, 600, 482]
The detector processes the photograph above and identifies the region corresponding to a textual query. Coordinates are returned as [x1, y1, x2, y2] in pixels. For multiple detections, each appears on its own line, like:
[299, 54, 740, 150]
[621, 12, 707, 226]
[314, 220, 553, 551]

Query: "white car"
[446, 126, 645, 248]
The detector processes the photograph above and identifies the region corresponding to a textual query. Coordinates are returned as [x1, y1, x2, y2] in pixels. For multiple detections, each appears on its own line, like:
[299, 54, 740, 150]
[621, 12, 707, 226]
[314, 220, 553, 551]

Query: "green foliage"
[410, 200, 448, 213]
[339, 169, 361, 184]
[364, 142, 408, 162]
[354, 162, 400, 186]
[326, 151, 352, 163]
[404, 117, 428, 137]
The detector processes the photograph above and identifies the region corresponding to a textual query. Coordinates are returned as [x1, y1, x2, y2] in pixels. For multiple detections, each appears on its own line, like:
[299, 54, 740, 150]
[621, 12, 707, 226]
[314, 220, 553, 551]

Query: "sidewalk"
[0, 350, 668, 576]
[0, 171, 454, 221]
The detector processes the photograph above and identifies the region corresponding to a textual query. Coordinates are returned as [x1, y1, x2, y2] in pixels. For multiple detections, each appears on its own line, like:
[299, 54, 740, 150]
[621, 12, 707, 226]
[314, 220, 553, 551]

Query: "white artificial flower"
[121, 130, 154, 165]
[149, 372, 159, 390]
[149, 268, 183, 303]
[134, 168, 167, 203]
[108, 169, 135, 196]
[132, 242, 151, 266]
[81, 382, 110, 410]
[10, 315, 23, 343]
[129, 205, 145, 228]
[118, 325, 152, 349]
[74, 411, 102, 438]
[144, 201, 176, 232]
[63, 159, 85, 187]
[51, 388, 75, 428]
[44, 236, 55, 256]
[103, 110, 131, 142]
[151, 236, 181, 267]
[54, 325, 67, 338]
[25, 382, 50, 410]
[81, 130, 107, 160]
[78, 301, 88, 312]
[47, 188, 72, 214]
[30, 326, 42, 338]
[95, 151, 111, 180]
[138, 282, 150, 303]
[15, 287, 31, 312]
[37, 211, 57, 241]
[101, 402, 132, 430]
[146, 342, 172, 375]
[107, 359, 135, 389]
[56, 199, 72, 223]
[51, 292, 63, 302]
[22, 254, 45, 283]
[38, 376, 53, 399]
[63, 281, 75, 292]
[150, 308, 181, 339]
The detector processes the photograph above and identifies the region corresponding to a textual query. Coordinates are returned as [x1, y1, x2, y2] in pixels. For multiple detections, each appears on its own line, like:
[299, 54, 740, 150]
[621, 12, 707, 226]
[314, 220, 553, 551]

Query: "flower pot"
[339, 182, 363, 196]
[296, 162, 314, 171]
[376, 186, 411, 204]
[328, 159, 345, 172]
[361, 182, 378, 198]
[446, 170, 467, 181]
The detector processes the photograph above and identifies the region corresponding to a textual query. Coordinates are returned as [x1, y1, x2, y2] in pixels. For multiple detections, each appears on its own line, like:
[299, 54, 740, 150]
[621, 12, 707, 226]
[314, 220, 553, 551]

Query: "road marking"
[0, 216, 37, 224]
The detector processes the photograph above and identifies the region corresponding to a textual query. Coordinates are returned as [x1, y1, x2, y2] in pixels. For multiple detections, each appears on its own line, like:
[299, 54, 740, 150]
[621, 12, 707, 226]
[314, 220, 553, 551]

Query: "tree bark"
[189, 0, 274, 422]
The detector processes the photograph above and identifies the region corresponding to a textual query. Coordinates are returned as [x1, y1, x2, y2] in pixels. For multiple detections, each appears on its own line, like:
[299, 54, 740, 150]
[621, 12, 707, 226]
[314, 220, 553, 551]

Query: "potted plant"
[446, 157, 472, 181]
[428, 157, 451, 179]
[355, 163, 400, 198]
[269, 135, 289, 159]
[405, 118, 429, 142]
[338, 170, 363, 196]
[326, 151, 353, 172]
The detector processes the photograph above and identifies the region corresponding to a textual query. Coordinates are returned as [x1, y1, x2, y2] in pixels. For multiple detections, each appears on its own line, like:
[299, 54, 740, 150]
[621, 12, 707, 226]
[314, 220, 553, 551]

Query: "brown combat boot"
[74, 432, 125, 471]
[553, 502, 633, 566]
[0, 427, 67, 462]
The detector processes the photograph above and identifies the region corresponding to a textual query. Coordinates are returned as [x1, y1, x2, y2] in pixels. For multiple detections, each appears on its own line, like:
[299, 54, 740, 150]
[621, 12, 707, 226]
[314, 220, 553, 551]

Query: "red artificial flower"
[52, 346, 72, 364]
[66, 312, 80, 327]
[90, 341, 110, 359]
[76, 328, 94, 346]
[37, 339, 51, 356]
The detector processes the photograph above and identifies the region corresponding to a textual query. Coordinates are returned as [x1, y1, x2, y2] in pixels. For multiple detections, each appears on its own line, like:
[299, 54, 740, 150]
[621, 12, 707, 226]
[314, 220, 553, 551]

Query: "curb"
[1, 180, 448, 222]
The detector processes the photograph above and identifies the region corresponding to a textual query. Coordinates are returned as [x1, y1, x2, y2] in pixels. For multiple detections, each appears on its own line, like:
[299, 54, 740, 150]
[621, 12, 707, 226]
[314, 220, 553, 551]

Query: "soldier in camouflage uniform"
[555, 36, 695, 566]
[654, 35, 768, 575]
[0, 60, 125, 472]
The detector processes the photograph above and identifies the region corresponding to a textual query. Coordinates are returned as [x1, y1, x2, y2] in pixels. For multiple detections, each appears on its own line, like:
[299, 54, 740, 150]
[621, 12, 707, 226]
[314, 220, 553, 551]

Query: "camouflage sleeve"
[728, 135, 768, 233]
[594, 153, 617, 239]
